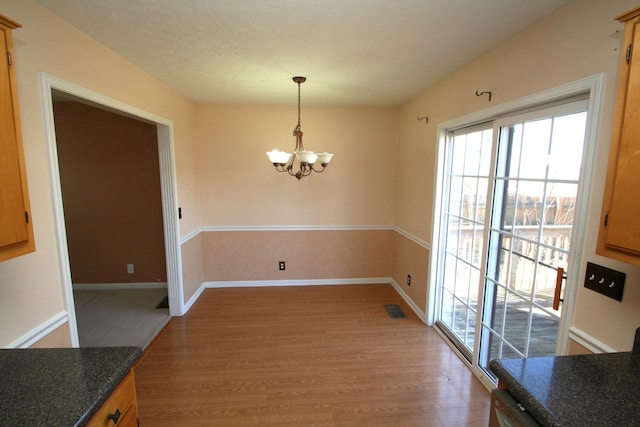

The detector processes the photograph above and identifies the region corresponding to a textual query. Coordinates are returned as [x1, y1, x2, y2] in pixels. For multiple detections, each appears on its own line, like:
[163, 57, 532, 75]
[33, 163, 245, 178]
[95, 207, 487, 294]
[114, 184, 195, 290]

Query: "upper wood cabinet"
[0, 14, 34, 262]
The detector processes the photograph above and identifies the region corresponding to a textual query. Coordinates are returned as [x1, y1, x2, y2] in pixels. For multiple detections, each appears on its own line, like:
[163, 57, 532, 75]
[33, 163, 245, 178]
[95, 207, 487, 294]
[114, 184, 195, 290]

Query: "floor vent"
[384, 304, 407, 318]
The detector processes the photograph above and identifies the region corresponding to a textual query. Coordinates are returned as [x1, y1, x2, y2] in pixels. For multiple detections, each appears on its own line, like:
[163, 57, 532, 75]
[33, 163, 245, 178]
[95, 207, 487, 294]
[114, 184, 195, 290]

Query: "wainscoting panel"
[201, 228, 394, 282]
[392, 230, 429, 313]
[180, 232, 205, 308]
[7, 312, 70, 348]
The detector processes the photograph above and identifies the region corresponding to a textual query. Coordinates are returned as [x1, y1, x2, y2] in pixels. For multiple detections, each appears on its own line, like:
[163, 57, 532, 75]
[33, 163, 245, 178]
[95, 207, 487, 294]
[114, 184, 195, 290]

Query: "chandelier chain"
[293, 79, 302, 135]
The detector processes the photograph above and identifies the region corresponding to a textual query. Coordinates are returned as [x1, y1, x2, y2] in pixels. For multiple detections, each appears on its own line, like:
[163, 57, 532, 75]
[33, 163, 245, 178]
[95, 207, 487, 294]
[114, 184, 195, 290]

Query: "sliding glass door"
[437, 123, 493, 359]
[435, 100, 589, 383]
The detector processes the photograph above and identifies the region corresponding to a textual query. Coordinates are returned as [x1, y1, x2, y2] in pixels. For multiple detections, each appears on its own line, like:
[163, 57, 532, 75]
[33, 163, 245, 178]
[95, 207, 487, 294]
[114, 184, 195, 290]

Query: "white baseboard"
[73, 282, 168, 291]
[569, 326, 617, 353]
[389, 279, 427, 323]
[203, 277, 391, 289]
[183, 283, 207, 314]
[6, 311, 69, 349]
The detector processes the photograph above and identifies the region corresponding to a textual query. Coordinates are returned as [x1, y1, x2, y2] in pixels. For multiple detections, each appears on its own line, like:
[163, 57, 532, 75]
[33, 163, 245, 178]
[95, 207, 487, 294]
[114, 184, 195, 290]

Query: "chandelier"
[266, 76, 333, 180]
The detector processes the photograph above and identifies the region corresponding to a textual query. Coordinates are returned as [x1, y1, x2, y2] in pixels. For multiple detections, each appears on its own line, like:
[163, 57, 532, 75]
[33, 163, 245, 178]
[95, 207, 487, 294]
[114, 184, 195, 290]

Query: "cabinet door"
[0, 16, 34, 262]
[87, 371, 138, 427]
[605, 19, 640, 255]
[0, 28, 28, 248]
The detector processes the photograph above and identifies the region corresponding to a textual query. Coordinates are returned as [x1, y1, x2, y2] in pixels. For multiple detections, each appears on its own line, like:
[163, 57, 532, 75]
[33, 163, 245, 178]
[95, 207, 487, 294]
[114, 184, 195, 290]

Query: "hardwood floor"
[134, 284, 490, 426]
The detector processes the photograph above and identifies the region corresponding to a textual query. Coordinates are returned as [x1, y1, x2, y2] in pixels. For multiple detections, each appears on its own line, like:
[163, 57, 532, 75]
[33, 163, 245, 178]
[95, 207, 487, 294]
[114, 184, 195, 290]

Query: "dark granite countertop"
[0, 347, 141, 426]
[489, 352, 640, 426]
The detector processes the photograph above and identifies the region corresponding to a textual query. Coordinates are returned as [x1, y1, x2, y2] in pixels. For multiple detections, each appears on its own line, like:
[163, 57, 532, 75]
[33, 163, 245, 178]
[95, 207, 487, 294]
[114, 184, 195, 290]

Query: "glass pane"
[445, 225, 460, 255]
[476, 178, 489, 221]
[481, 327, 502, 368]
[480, 327, 525, 369]
[463, 131, 482, 176]
[451, 137, 466, 176]
[548, 112, 587, 181]
[514, 181, 544, 238]
[458, 231, 473, 261]
[453, 298, 468, 337]
[469, 266, 481, 311]
[529, 309, 559, 357]
[539, 248, 568, 274]
[503, 291, 530, 355]
[455, 262, 471, 304]
[461, 177, 479, 221]
[466, 311, 477, 349]
[471, 225, 484, 268]
[498, 180, 518, 232]
[501, 343, 523, 359]
[478, 130, 493, 177]
[485, 281, 506, 335]
[443, 254, 457, 292]
[504, 124, 522, 179]
[543, 183, 577, 240]
[508, 239, 536, 298]
[441, 289, 455, 326]
[494, 235, 511, 285]
[519, 119, 552, 180]
[533, 262, 559, 311]
[448, 176, 464, 217]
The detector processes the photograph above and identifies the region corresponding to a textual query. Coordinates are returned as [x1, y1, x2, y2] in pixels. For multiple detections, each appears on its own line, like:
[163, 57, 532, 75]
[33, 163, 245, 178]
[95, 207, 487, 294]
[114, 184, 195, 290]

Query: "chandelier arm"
[310, 164, 327, 173]
[286, 164, 296, 177]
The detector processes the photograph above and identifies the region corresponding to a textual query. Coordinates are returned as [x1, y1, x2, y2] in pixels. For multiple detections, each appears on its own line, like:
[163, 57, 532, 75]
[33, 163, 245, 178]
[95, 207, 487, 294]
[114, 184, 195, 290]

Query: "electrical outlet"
[584, 262, 625, 301]
[407, 274, 411, 286]
[127, 263, 135, 274]
[279, 261, 285, 271]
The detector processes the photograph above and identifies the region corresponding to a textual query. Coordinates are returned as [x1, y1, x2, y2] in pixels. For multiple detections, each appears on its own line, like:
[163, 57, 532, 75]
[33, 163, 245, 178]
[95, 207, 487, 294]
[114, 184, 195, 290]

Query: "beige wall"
[195, 104, 398, 226]
[54, 101, 167, 284]
[193, 104, 399, 300]
[2, 0, 640, 353]
[0, 0, 197, 347]
[396, 0, 640, 350]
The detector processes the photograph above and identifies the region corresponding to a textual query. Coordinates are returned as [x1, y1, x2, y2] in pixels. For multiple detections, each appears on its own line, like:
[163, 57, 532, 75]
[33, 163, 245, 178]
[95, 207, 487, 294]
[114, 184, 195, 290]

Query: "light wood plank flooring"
[134, 284, 490, 426]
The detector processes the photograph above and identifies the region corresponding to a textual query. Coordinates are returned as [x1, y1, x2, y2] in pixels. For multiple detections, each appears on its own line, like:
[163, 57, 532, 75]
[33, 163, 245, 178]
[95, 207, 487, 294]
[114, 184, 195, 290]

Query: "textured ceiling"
[35, 0, 573, 106]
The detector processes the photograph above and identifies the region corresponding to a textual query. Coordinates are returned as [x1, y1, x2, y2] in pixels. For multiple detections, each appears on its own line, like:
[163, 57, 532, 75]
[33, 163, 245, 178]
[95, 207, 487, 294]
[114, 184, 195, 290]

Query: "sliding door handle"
[553, 267, 565, 311]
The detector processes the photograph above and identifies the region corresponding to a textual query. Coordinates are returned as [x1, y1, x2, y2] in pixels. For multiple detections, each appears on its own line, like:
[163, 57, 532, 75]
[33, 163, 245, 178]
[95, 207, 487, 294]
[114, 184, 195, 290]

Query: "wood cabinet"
[0, 14, 34, 262]
[87, 370, 139, 427]
[597, 6, 640, 266]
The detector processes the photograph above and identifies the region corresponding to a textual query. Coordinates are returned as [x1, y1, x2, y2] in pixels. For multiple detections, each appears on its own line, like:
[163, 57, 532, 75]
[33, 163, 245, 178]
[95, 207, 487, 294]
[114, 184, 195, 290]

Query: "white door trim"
[39, 73, 184, 346]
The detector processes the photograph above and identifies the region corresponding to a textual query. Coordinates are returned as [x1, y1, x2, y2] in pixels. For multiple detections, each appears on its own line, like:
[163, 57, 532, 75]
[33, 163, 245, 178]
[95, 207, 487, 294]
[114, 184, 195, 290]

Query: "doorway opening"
[40, 73, 184, 347]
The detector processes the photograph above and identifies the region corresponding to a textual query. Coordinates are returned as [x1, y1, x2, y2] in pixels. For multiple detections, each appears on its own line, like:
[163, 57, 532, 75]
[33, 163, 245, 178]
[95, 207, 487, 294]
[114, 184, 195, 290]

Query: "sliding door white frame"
[427, 74, 604, 387]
